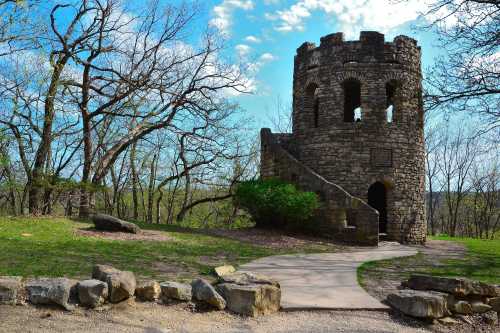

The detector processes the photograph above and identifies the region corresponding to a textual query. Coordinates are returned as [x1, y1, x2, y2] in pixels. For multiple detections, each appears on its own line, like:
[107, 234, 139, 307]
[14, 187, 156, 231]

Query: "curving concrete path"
[240, 242, 417, 311]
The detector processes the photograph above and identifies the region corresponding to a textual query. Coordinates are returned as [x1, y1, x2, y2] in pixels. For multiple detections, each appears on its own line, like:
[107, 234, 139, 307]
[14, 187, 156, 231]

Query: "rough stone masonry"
[261, 31, 426, 245]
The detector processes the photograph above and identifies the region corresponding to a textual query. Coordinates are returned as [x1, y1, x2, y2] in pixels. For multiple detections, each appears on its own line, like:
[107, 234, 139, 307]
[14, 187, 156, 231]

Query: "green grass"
[0, 217, 278, 281]
[428, 235, 500, 284]
[358, 236, 500, 286]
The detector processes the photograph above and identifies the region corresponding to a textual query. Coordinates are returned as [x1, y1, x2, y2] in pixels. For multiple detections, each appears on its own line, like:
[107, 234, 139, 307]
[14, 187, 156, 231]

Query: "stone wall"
[261, 128, 379, 246]
[262, 31, 426, 244]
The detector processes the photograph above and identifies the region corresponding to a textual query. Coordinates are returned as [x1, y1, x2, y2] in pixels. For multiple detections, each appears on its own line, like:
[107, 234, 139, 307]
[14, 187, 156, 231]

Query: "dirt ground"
[75, 228, 174, 242]
[204, 228, 347, 252]
[0, 301, 469, 333]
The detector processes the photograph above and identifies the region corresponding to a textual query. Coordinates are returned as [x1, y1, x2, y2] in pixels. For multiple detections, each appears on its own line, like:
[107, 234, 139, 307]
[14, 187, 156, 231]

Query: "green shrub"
[234, 179, 319, 228]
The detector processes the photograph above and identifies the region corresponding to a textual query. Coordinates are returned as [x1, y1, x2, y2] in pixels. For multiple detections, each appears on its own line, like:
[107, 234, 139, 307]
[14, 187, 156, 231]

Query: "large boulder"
[191, 279, 226, 310]
[0, 276, 22, 305]
[387, 289, 449, 319]
[217, 283, 281, 317]
[135, 280, 160, 302]
[92, 265, 136, 303]
[160, 281, 192, 302]
[220, 272, 280, 288]
[77, 279, 108, 308]
[26, 278, 75, 310]
[91, 213, 140, 234]
[404, 274, 497, 297]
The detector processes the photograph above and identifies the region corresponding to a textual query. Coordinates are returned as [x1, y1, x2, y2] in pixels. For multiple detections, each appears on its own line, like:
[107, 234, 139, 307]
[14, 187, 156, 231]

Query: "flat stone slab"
[240, 242, 417, 310]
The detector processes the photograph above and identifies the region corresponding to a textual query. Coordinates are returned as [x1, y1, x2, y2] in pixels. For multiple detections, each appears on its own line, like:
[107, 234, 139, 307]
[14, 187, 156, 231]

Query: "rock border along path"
[240, 242, 417, 310]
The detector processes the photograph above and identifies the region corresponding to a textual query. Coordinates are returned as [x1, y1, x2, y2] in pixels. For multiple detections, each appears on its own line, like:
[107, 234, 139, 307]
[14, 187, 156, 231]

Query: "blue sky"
[200, 0, 443, 129]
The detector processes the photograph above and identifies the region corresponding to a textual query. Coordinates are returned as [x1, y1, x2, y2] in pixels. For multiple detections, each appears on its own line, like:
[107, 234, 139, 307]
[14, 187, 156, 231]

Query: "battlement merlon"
[295, 31, 421, 66]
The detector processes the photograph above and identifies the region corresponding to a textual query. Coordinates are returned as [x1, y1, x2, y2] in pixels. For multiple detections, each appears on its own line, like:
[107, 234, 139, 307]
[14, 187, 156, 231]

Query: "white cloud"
[245, 35, 261, 43]
[210, 0, 254, 36]
[266, 0, 426, 38]
[235, 44, 252, 58]
[259, 53, 277, 62]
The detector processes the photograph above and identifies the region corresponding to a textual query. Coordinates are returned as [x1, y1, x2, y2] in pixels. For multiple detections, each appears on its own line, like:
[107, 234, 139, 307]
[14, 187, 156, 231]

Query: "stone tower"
[261, 31, 426, 245]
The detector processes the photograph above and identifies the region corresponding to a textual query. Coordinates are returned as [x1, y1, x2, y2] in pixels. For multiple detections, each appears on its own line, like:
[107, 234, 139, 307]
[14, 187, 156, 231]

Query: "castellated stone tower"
[261, 31, 426, 245]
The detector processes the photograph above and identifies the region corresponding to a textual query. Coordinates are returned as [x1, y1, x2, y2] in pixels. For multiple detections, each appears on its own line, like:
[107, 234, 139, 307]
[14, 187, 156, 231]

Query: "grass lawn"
[358, 236, 500, 287]
[428, 235, 500, 284]
[0, 216, 286, 281]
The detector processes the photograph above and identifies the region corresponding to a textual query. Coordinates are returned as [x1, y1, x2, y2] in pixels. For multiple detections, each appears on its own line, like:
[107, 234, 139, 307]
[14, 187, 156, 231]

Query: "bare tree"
[416, 0, 499, 128]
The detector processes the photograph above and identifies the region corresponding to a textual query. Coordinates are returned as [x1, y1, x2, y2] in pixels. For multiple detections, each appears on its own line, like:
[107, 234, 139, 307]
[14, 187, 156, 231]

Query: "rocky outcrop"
[26, 278, 75, 310]
[404, 275, 498, 297]
[191, 279, 226, 310]
[135, 280, 160, 301]
[217, 283, 281, 317]
[160, 281, 192, 302]
[91, 214, 140, 234]
[0, 276, 22, 305]
[92, 265, 136, 303]
[77, 279, 108, 308]
[220, 272, 280, 288]
[387, 289, 449, 319]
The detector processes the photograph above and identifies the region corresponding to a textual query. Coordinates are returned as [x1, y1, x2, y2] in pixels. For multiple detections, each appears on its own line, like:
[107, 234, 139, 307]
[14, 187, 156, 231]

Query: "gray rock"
[92, 265, 136, 303]
[387, 289, 449, 319]
[217, 283, 281, 317]
[91, 213, 140, 234]
[488, 296, 500, 312]
[78, 279, 108, 308]
[191, 279, 226, 310]
[405, 274, 497, 297]
[220, 272, 280, 288]
[452, 300, 472, 314]
[26, 278, 74, 310]
[0, 276, 22, 305]
[135, 280, 160, 301]
[470, 301, 491, 313]
[160, 281, 192, 302]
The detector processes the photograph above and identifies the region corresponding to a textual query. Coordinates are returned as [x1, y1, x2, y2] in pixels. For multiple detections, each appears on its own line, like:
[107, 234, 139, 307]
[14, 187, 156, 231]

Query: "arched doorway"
[368, 182, 387, 233]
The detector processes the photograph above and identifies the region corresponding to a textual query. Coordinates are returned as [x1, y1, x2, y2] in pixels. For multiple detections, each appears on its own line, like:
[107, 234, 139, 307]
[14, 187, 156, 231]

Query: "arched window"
[343, 79, 361, 122]
[385, 81, 399, 123]
[305, 83, 320, 128]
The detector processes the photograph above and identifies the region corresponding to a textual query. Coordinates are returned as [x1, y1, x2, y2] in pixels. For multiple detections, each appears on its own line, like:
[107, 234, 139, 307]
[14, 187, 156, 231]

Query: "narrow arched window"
[305, 83, 320, 128]
[386, 81, 399, 123]
[343, 79, 361, 122]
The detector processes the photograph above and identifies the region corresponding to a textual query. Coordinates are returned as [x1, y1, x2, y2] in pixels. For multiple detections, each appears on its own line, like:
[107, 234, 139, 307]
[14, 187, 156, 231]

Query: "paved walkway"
[240, 242, 417, 311]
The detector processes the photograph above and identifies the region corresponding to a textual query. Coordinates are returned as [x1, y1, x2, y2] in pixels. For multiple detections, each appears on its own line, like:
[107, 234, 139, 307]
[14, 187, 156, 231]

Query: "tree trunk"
[29, 56, 69, 215]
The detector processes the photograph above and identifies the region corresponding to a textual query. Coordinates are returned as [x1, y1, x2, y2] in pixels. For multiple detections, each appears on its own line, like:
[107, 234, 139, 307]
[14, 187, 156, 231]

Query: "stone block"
[26, 278, 74, 310]
[387, 289, 449, 319]
[191, 278, 225, 310]
[0, 276, 22, 305]
[217, 283, 281, 317]
[78, 279, 108, 308]
[135, 280, 160, 301]
[160, 281, 192, 302]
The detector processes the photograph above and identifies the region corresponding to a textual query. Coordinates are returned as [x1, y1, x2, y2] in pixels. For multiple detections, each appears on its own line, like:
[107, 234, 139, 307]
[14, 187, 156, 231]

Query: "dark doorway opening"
[368, 181, 387, 233]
